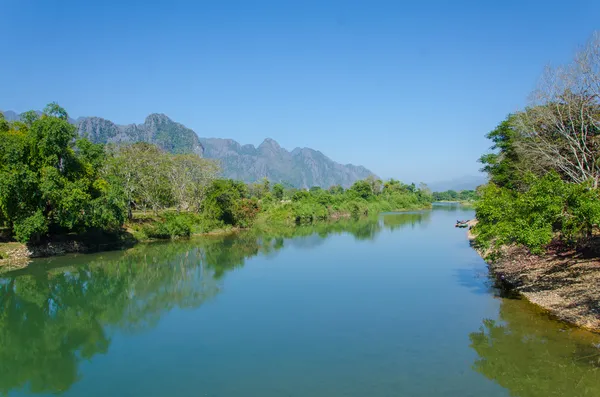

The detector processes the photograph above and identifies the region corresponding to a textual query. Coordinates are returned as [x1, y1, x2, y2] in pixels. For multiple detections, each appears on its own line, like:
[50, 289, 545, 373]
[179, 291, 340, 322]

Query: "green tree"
[0, 104, 127, 242]
[478, 115, 527, 190]
[349, 180, 373, 199]
[272, 183, 285, 200]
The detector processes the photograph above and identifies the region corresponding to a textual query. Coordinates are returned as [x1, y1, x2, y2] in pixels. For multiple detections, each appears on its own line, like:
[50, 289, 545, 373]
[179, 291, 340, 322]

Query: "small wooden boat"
[455, 220, 470, 228]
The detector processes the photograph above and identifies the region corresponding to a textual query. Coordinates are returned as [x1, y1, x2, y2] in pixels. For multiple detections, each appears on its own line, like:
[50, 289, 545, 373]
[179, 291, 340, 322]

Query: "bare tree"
[515, 32, 600, 187]
[167, 154, 220, 211]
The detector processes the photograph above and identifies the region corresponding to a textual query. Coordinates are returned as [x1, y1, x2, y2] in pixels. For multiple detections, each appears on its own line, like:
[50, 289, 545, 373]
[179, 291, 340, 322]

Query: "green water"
[1, 204, 599, 396]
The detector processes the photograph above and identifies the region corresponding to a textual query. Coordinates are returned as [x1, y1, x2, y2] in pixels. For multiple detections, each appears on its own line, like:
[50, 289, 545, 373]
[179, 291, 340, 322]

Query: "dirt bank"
[468, 220, 600, 332]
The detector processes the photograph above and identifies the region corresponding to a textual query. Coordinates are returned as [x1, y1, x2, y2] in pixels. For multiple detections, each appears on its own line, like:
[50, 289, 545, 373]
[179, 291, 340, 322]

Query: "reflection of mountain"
[469, 298, 600, 397]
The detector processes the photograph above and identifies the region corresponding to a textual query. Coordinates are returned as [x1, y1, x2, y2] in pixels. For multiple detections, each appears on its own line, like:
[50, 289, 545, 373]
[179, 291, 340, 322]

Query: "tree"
[365, 175, 382, 195]
[166, 154, 219, 212]
[349, 180, 373, 199]
[248, 177, 271, 199]
[106, 143, 172, 214]
[328, 185, 344, 195]
[509, 33, 600, 187]
[0, 104, 127, 242]
[272, 183, 285, 200]
[201, 179, 253, 226]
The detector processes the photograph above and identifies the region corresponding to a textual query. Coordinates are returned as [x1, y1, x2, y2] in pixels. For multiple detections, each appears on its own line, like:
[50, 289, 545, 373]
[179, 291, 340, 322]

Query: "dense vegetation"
[432, 189, 478, 202]
[474, 33, 600, 254]
[0, 107, 432, 246]
[0, 105, 126, 243]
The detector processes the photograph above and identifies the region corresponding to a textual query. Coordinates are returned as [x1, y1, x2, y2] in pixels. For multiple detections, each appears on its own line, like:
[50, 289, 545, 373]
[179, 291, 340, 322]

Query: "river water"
[1, 203, 599, 396]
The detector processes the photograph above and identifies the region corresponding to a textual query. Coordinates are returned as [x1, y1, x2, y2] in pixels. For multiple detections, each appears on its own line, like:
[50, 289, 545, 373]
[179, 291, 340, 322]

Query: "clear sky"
[1, 0, 599, 183]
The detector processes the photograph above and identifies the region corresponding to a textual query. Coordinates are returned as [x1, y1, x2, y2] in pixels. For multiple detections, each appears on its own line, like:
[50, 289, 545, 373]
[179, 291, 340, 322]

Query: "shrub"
[142, 213, 192, 239]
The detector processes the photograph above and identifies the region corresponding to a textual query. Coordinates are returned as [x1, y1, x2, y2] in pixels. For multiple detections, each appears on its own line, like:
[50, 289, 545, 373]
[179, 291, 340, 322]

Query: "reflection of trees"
[469, 298, 600, 397]
[0, 242, 223, 396]
[0, 213, 435, 395]
[252, 217, 385, 248]
[381, 211, 431, 231]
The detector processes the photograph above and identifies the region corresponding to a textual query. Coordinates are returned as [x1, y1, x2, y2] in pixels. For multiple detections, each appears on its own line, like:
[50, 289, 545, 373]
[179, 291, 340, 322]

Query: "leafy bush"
[12, 210, 49, 243]
[142, 213, 193, 239]
[474, 173, 600, 254]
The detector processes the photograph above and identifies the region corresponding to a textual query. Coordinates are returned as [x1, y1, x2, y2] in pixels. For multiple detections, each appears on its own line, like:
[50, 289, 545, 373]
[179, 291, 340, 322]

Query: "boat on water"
[455, 220, 470, 228]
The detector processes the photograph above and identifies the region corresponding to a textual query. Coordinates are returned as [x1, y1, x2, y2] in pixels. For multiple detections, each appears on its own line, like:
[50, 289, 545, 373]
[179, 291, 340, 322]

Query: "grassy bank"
[2, 188, 436, 272]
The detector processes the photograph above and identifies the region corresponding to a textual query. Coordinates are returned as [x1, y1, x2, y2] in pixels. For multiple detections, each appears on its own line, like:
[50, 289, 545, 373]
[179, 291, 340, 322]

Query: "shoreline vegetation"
[0, 104, 434, 269]
[471, 32, 600, 333]
[0, 203, 433, 271]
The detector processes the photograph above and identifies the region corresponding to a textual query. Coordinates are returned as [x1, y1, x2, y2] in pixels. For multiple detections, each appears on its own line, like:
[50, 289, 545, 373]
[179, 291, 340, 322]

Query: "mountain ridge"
[1, 109, 375, 188]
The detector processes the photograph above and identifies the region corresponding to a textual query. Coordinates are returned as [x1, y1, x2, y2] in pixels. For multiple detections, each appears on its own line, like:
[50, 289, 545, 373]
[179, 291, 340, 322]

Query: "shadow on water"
[454, 266, 497, 296]
[0, 214, 430, 396]
[469, 297, 600, 397]
[454, 244, 600, 396]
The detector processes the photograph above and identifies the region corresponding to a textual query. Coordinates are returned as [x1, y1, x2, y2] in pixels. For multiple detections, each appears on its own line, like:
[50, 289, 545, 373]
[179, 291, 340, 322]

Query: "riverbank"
[0, 204, 430, 272]
[0, 227, 239, 272]
[468, 220, 600, 332]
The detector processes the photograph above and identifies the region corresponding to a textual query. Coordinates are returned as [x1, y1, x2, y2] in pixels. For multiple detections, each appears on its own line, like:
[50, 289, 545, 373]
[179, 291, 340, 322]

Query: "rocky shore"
[468, 220, 600, 332]
[0, 239, 130, 272]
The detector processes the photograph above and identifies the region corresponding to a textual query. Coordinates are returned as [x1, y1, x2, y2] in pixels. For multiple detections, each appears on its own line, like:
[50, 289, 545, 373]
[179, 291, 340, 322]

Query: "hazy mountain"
[201, 137, 375, 188]
[2, 110, 375, 188]
[1, 110, 76, 124]
[0, 110, 19, 121]
[428, 175, 487, 192]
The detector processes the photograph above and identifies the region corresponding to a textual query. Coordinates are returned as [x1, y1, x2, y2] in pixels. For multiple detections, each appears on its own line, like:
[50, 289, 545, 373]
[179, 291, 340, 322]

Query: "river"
[1, 203, 599, 396]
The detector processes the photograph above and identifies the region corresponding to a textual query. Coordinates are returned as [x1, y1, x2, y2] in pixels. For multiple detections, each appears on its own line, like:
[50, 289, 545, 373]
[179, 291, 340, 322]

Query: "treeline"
[474, 32, 600, 254]
[255, 178, 432, 226]
[124, 175, 433, 240]
[432, 189, 477, 202]
[0, 106, 432, 244]
[0, 105, 221, 243]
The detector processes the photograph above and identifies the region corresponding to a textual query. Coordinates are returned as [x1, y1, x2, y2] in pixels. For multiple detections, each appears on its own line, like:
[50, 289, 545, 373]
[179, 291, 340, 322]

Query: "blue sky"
[1, 0, 599, 183]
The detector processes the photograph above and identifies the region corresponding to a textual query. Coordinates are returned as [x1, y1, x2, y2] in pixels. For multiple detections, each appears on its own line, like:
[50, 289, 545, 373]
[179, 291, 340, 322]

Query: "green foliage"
[328, 185, 344, 195]
[477, 109, 600, 253]
[432, 189, 478, 202]
[0, 105, 429, 245]
[478, 115, 527, 190]
[142, 213, 193, 239]
[474, 173, 600, 254]
[255, 177, 432, 226]
[348, 180, 373, 199]
[12, 210, 48, 243]
[201, 179, 260, 228]
[272, 183, 285, 200]
[0, 104, 127, 243]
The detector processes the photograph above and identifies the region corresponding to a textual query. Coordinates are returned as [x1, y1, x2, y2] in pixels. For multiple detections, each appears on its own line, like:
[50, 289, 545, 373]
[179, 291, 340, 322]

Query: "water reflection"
[0, 243, 221, 395]
[0, 214, 425, 395]
[470, 296, 600, 397]
[381, 211, 431, 231]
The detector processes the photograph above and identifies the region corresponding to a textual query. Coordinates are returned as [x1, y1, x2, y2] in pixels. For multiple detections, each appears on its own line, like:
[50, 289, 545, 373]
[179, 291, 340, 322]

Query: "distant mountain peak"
[2, 109, 375, 188]
[201, 137, 376, 188]
[145, 113, 173, 124]
[258, 138, 282, 150]
[77, 113, 204, 156]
